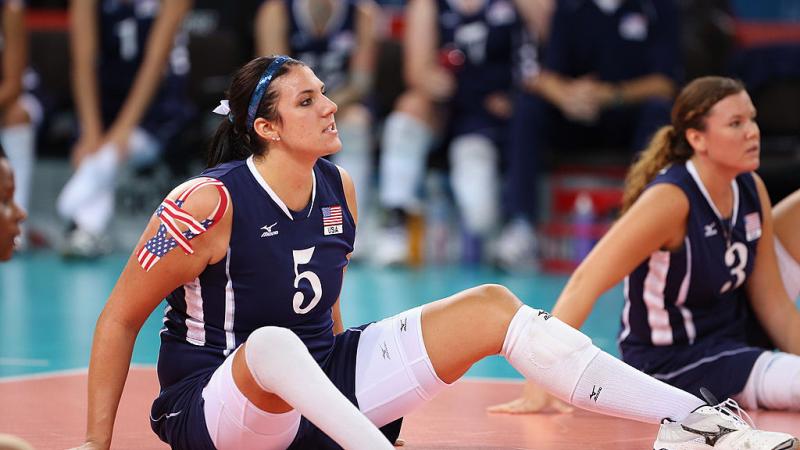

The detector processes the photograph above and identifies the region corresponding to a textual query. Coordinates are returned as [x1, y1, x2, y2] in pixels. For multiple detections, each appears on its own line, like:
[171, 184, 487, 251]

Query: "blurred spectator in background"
[1, 0, 41, 250]
[56, 0, 194, 257]
[373, 0, 548, 266]
[255, 0, 379, 257]
[494, 0, 681, 270]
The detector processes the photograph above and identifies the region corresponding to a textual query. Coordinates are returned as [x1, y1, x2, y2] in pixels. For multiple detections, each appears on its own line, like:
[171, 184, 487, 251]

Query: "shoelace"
[711, 398, 756, 429]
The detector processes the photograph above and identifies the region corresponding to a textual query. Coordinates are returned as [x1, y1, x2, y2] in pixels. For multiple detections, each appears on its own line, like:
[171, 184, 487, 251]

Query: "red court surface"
[2, 368, 798, 449]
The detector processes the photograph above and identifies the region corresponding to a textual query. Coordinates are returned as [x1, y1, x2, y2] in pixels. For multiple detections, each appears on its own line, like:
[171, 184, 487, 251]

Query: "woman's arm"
[69, 0, 104, 164]
[773, 188, 800, 264]
[511, 0, 553, 43]
[77, 181, 232, 449]
[746, 176, 800, 354]
[553, 183, 689, 327]
[403, 0, 455, 101]
[0, 0, 26, 112]
[330, 165, 359, 335]
[254, 0, 290, 56]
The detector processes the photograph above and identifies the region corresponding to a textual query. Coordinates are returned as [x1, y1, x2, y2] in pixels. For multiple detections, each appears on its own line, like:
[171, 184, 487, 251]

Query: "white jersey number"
[292, 247, 323, 314]
[115, 18, 139, 61]
[720, 242, 748, 294]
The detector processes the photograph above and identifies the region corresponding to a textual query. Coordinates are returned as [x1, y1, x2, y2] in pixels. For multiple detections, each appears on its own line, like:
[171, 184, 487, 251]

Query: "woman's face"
[268, 65, 341, 158]
[0, 158, 26, 261]
[691, 90, 761, 174]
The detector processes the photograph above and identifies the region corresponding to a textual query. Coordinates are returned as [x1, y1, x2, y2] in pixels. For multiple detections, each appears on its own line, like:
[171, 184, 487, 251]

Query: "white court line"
[0, 363, 156, 383]
[0, 357, 50, 367]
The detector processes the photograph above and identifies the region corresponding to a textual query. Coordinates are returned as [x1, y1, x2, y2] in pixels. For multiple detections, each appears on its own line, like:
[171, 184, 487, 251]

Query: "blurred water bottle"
[425, 171, 453, 264]
[573, 191, 595, 263]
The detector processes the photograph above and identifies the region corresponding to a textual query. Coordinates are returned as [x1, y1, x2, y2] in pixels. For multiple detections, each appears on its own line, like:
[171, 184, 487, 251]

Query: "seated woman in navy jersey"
[71, 58, 795, 450]
[490, 76, 800, 416]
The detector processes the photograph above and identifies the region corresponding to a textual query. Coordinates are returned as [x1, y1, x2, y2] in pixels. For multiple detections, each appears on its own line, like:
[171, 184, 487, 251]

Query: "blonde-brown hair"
[621, 76, 745, 213]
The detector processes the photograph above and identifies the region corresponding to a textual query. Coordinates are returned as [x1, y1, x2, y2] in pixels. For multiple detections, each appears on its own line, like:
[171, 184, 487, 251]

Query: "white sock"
[502, 305, 704, 423]
[1, 124, 35, 215]
[245, 326, 394, 450]
[378, 112, 434, 210]
[57, 142, 119, 222]
[448, 134, 500, 235]
[735, 351, 800, 411]
[330, 120, 372, 211]
[73, 189, 114, 235]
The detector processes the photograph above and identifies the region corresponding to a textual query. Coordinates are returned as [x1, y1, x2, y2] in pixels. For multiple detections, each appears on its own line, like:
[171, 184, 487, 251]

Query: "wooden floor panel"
[2, 370, 798, 449]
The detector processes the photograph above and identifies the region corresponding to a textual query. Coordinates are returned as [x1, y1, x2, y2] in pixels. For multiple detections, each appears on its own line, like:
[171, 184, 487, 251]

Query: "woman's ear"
[253, 117, 281, 142]
[685, 128, 705, 154]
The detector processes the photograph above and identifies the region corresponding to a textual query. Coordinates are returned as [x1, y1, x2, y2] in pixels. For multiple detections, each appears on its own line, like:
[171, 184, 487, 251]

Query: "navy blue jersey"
[546, 0, 680, 83]
[98, 0, 191, 136]
[285, 0, 357, 92]
[156, 157, 356, 390]
[620, 161, 764, 352]
[436, 0, 535, 140]
[437, 0, 532, 106]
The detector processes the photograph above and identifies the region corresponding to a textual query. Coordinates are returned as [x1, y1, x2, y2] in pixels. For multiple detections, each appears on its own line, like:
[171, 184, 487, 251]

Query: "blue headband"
[247, 56, 290, 131]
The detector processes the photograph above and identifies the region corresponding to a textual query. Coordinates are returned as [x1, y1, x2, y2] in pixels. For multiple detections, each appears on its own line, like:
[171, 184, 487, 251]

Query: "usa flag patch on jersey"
[744, 212, 762, 241]
[322, 205, 343, 236]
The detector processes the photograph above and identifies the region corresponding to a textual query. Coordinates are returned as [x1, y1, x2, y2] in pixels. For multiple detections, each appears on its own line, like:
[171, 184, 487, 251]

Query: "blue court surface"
[0, 252, 624, 380]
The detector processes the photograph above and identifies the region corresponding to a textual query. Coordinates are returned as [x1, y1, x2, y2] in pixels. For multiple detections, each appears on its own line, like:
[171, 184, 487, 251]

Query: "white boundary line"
[0, 364, 156, 383]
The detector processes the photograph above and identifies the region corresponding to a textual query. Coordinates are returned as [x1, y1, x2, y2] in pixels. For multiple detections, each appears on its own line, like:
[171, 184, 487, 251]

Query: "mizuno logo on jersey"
[260, 222, 279, 237]
[704, 222, 718, 237]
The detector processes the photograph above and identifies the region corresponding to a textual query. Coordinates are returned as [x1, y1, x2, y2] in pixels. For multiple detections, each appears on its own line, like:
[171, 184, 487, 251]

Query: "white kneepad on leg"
[501, 305, 600, 403]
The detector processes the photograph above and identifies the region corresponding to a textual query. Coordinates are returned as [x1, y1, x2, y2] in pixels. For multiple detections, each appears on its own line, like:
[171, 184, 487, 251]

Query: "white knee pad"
[736, 351, 800, 411]
[448, 134, 499, 235]
[775, 237, 800, 302]
[355, 306, 449, 428]
[202, 347, 301, 450]
[502, 305, 600, 403]
[378, 112, 434, 209]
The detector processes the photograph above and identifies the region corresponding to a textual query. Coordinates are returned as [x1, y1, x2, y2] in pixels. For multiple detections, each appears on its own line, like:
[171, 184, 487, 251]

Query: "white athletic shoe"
[654, 399, 798, 450]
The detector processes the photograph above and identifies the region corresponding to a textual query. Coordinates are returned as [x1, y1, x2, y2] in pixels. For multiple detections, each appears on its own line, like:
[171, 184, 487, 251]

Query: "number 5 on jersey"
[292, 247, 323, 314]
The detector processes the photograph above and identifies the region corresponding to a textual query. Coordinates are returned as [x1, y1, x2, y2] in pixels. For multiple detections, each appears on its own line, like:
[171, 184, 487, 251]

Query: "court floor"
[1, 252, 798, 448]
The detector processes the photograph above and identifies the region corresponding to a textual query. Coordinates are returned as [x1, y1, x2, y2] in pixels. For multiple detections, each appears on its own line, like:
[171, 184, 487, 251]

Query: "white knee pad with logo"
[501, 305, 600, 402]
